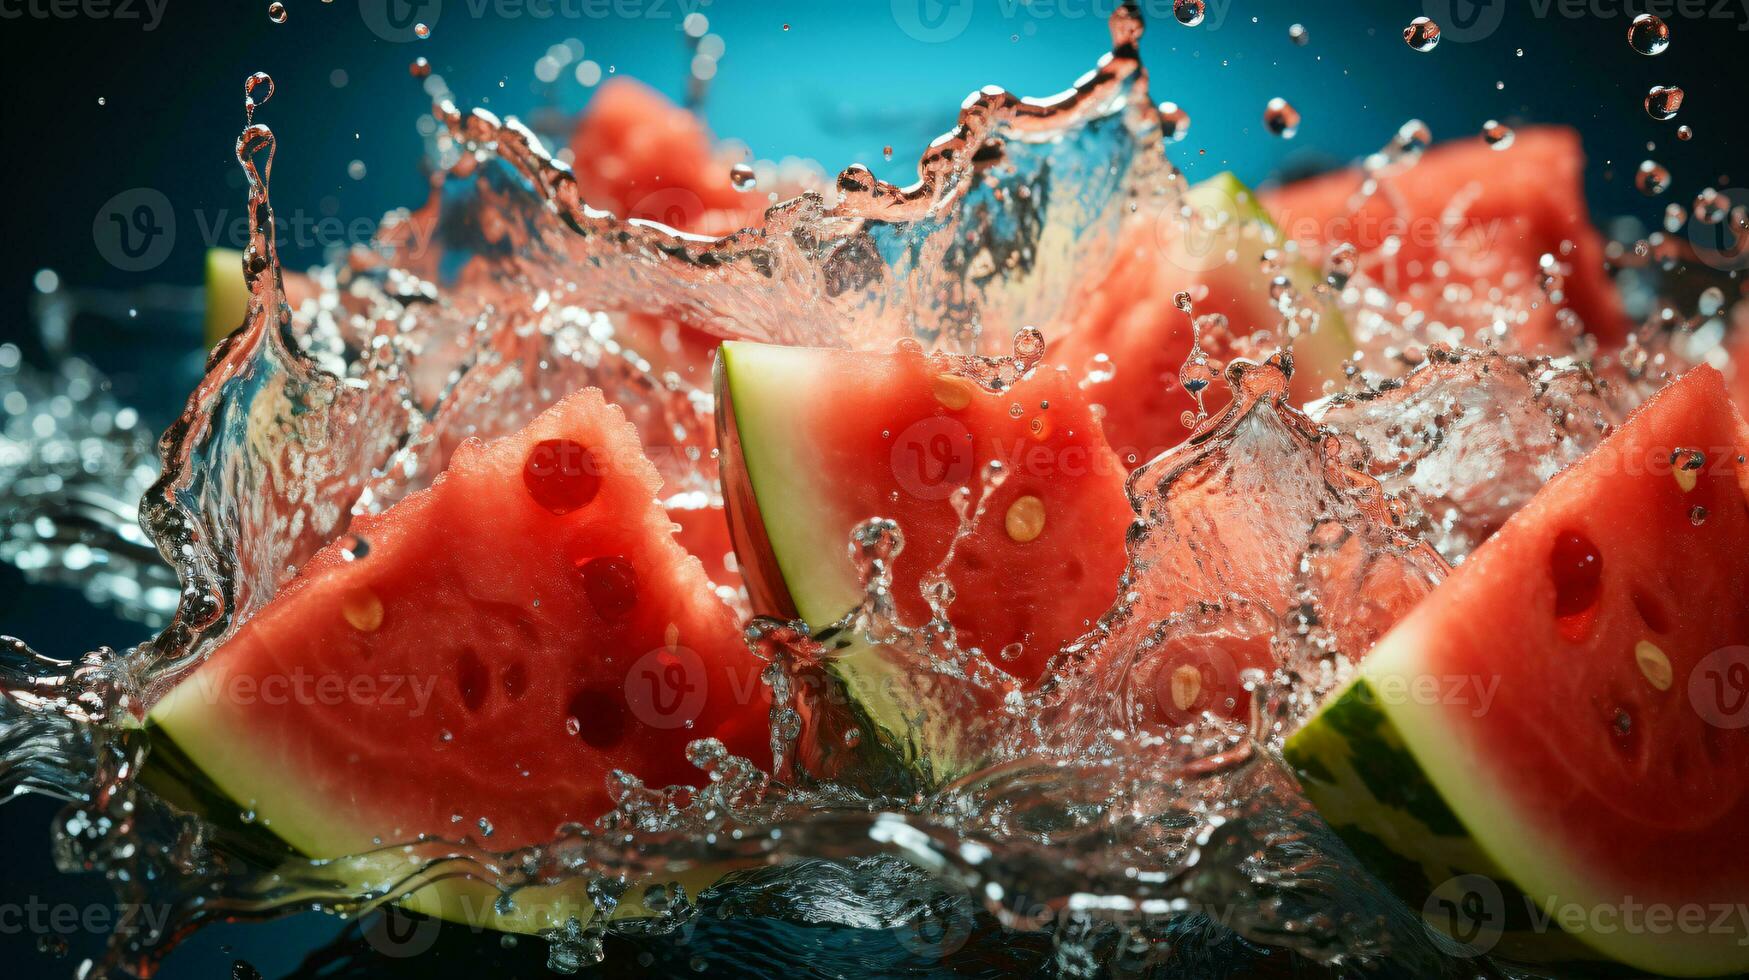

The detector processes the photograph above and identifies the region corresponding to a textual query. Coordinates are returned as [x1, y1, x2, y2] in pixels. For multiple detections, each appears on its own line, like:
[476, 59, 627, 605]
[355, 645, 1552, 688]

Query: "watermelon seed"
[1005, 495, 1047, 542]
[341, 589, 384, 632]
[932, 374, 975, 410]
[1691, 505, 1709, 526]
[1170, 664, 1202, 711]
[1635, 640, 1674, 691]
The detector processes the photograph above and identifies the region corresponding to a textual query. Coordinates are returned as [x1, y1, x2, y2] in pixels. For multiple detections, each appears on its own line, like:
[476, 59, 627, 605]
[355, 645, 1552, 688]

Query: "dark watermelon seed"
[1548, 530, 1603, 637]
[523, 439, 603, 516]
[1631, 589, 1671, 634]
[566, 688, 627, 749]
[457, 649, 489, 713]
[578, 556, 639, 621]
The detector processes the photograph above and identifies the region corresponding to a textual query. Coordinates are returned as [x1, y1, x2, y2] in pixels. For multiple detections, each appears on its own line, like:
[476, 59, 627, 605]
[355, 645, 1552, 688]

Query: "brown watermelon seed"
[342, 589, 384, 632]
[1634, 640, 1672, 691]
[932, 374, 975, 410]
[1170, 665, 1202, 711]
[1005, 495, 1047, 542]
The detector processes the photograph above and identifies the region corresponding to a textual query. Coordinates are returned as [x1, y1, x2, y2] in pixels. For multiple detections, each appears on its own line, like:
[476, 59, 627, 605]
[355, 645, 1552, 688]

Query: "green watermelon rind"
[1181, 172, 1354, 377]
[720, 342, 987, 791]
[1285, 634, 1749, 977]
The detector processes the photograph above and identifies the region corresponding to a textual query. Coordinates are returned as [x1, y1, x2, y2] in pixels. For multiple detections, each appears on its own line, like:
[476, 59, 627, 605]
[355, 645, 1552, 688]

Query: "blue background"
[0, 0, 1744, 975]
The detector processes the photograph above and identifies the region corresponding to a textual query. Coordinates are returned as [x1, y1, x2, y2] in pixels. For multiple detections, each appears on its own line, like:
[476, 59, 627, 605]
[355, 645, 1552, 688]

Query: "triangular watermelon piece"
[1286, 366, 1749, 974]
[150, 388, 771, 859]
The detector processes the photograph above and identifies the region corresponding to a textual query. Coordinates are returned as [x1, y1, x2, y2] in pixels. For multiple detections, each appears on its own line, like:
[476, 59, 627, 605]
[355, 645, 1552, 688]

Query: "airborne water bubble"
[728, 163, 756, 190]
[1263, 98, 1299, 139]
[1158, 101, 1190, 142]
[1482, 120, 1515, 149]
[1627, 13, 1671, 56]
[1403, 17, 1441, 52]
[1645, 85, 1684, 121]
[1635, 159, 1671, 196]
[1172, 0, 1205, 27]
[267, 2, 286, 24]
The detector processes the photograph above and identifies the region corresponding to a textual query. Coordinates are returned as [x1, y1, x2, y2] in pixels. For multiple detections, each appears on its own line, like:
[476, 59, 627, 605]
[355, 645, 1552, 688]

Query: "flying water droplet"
[1173, 0, 1205, 27]
[267, 2, 286, 24]
[1694, 188, 1730, 224]
[1676, 125, 1693, 141]
[729, 162, 756, 190]
[1699, 286, 1727, 316]
[1482, 120, 1514, 149]
[1635, 159, 1671, 196]
[337, 534, 369, 562]
[414, 22, 431, 39]
[244, 72, 273, 125]
[1288, 23, 1308, 46]
[1323, 242, 1358, 290]
[1404, 17, 1440, 52]
[1158, 102, 1190, 142]
[1644, 85, 1684, 121]
[410, 57, 431, 80]
[1264, 98, 1300, 139]
[1627, 14, 1670, 56]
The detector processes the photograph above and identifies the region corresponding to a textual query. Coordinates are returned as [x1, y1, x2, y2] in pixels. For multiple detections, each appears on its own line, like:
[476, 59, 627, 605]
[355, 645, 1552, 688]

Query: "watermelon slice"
[1051, 173, 1351, 466]
[718, 341, 1132, 784]
[1284, 366, 1749, 974]
[148, 388, 770, 926]
[1264, 127, 1628, 351]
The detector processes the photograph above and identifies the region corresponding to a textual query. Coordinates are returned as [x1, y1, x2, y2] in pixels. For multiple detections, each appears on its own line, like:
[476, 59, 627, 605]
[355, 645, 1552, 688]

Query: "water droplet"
[1172, 290, 1193, 315]
[1645, 85, 1684, 121]
[523, 439, 602, 515]
[1694, 187, 1730, 224]
[414, 22, 431, 39]
[1403, 17, 1441, 52]
[267, 2, 286, 24]
[243, 72, 273, 124]
[1264, 98, 1300, 139]
[1288, 23, 1308, 45]
[337, 533, 369, 562]
[1700, 286, 1727, 316]
[347, 159, 366, 180]
[1636, 159, 1671, 196]
[1627, 13, 1670, 56]
[729, 162, 756, 191]
[1324, 242, 1358, 289]
[1179, 354, 1215, 396]
[1158, 101, 1190, 142]
[96, 96, 106, 106]
[410, 57, 431, 79]
[1549, 530, 1603, 631]
[1664, 202, 1688, 233]
[1482, 120, 1514, 149]
[882, 144, 893, 160]
[1173, 0, 1205, 27]
[1004, 495, 1047, 543]
[477, 817, 494, 838]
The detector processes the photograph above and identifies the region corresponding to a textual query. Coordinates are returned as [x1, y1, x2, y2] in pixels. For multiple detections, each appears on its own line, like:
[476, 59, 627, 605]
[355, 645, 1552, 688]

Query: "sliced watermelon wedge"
[1265, 127, 1628, 351]
[148, 388, 770, 927]
[1285, 366, 1749, 975]
[1052, 173, 1351, 466]
[718, 341, 1132, 785]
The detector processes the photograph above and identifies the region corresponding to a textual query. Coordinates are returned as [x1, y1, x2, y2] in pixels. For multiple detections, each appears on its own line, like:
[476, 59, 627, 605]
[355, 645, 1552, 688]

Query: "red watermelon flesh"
[1326, 366, 1749, 971]
[150, 389, 771, 856]
[1264, 127, 1628, 351]
[721, 342, 1134, 686]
